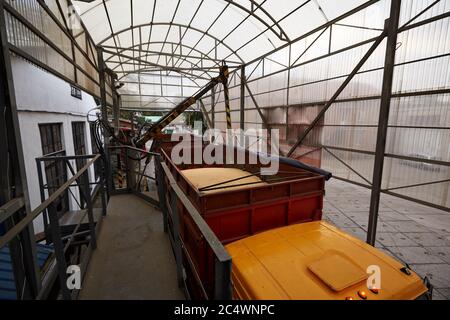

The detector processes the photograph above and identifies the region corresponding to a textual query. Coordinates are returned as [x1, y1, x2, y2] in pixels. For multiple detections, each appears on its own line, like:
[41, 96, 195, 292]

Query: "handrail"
[108, 145, 159, 156]
[36, 154, 97, 161]
[38, 149, 66, 158]
[0, 197, 25, 225]
[161, 162, 231, 264]
[0, 154, 101, 248]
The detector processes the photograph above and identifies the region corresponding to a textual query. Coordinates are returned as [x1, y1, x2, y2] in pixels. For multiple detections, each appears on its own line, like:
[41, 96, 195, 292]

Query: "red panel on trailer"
[160, 139, 326, 299]
[252, 202, 288, 234]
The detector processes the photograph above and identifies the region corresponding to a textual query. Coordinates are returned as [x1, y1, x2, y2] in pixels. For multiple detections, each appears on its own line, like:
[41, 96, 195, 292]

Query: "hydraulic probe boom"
[133, 64, 229, 148]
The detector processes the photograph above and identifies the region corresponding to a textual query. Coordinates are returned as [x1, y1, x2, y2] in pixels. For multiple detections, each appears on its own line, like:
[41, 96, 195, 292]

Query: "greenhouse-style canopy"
[73, 0, 388, 109]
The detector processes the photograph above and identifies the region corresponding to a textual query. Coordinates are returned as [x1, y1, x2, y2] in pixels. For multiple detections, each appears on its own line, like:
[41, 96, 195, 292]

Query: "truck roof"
[226, 221, 427, 300]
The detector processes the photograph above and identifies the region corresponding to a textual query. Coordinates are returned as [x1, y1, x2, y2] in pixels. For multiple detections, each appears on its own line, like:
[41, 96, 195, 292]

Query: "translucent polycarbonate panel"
[389, 94, 450, 127]
[399, 0, 450, 26]
[395, 17, 450, 65]
[392, 55, 450, 93]
[119, 82, 139, 95]
[5, 0, 43, 29]
[288, 105, 322, 125]
[5, 11, 75, 82]
[386, 127, 450, 162]
[324, 99, 381, 126]
[4, 0, 102, 97]
[140, 83, 160, 96]
[77, 69, 100, 97]
[264, 106, 286, 124]
[73, 0, 377, 68]
[182, 86, 199, 96]
[75, 46, 98, 83]
[6, 0, 73, 58]
[246, 70, 288, 95]
[106, 92, 113, 105]
[322, 126, 378, 152]
[382, 157, 450, 207]
[244, 110, 262, 124]
[322, 148, 375, 185]
[105, 83, 112, 98]
[270, 0, 326, 40]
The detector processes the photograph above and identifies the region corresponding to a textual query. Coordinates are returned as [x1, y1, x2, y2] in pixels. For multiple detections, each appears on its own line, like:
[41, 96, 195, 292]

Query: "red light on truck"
[358, 291, 368, 299]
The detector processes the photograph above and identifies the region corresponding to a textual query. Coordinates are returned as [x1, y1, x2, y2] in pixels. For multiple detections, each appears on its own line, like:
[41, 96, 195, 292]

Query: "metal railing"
[0, 154, 106, 300]
[159, 160, 232, 300]
[108, 145, 160, 208]
[107, 144, 232, 298]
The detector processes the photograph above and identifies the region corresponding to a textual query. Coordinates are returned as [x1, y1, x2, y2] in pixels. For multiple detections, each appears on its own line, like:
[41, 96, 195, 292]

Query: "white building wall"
[11, 56, 99, 233]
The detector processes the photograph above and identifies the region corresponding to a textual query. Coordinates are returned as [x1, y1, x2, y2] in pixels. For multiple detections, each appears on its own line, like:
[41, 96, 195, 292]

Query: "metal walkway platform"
[79, 194, 184, 300]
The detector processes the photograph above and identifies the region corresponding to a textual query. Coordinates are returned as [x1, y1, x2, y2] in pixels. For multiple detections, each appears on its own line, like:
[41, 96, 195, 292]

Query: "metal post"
[47, 202, 71, 300]
[130, 111, 135, 134]
[211, 84, 216, 128]
[240, 66, 245, 131]
[125, 147, 133, 192]
[286, 44, 293, 144]
[83, 172, 97, 249]
[100, 162, 107, 216]
[223, 77, 231, 130]
[97, 47, 113, 196]
[155, 156, 168, 232]
[367, 0, 402, 245]
[112, 91, 120, 137]
[170, 186, 184, 288]
[36, 159, 49, 239]
[0, 1, 41, 298]
[214, 258, 232, 300]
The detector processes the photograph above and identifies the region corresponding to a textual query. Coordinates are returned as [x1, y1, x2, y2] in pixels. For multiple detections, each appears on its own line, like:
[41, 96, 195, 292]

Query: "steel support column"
[0, 1, 41, 299]
[240, 66, 245, 131]
[112, 91, 120, 137]
[367, 0, 402, 246]
[97, 47, 113, 197]
[211, 85, 216, 128]
[223, 79, 231, 130]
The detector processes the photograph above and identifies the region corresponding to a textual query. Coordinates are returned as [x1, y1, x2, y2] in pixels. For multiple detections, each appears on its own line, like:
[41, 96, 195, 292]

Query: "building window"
[39, 123, 63, 155]
[89, 122, 101, 180]
[72, 122, 87, 170]
[72, 122, 88, 207]
[39, 123, 69, 216]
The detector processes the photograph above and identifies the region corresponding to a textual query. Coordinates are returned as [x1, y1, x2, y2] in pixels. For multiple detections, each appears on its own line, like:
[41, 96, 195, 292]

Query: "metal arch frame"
[102, 43, 229, 79]
[102, 42, 242, 66]
[102, 47, 220, 84]
[117, 67, 211, 83]
[104, 49, 218, 80]
[102, 40, 240, 88]
[108, 55, 224, 74]
[114, 65, 213, 82]
[97, 22, 245, 63]
[193, 0, 312, 80]
[80, 0, 290, 43]
[101, 0, 125, 75]
[223, 0, 290, 42]
[118, 72, 202, 89]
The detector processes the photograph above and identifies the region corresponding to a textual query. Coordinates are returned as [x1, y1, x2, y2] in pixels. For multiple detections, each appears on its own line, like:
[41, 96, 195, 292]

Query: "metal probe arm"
[134, 65, 229, 148]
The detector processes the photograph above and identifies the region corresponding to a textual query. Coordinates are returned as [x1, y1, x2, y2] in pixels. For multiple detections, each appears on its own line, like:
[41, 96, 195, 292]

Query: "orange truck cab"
[226, 221, 431, 300]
